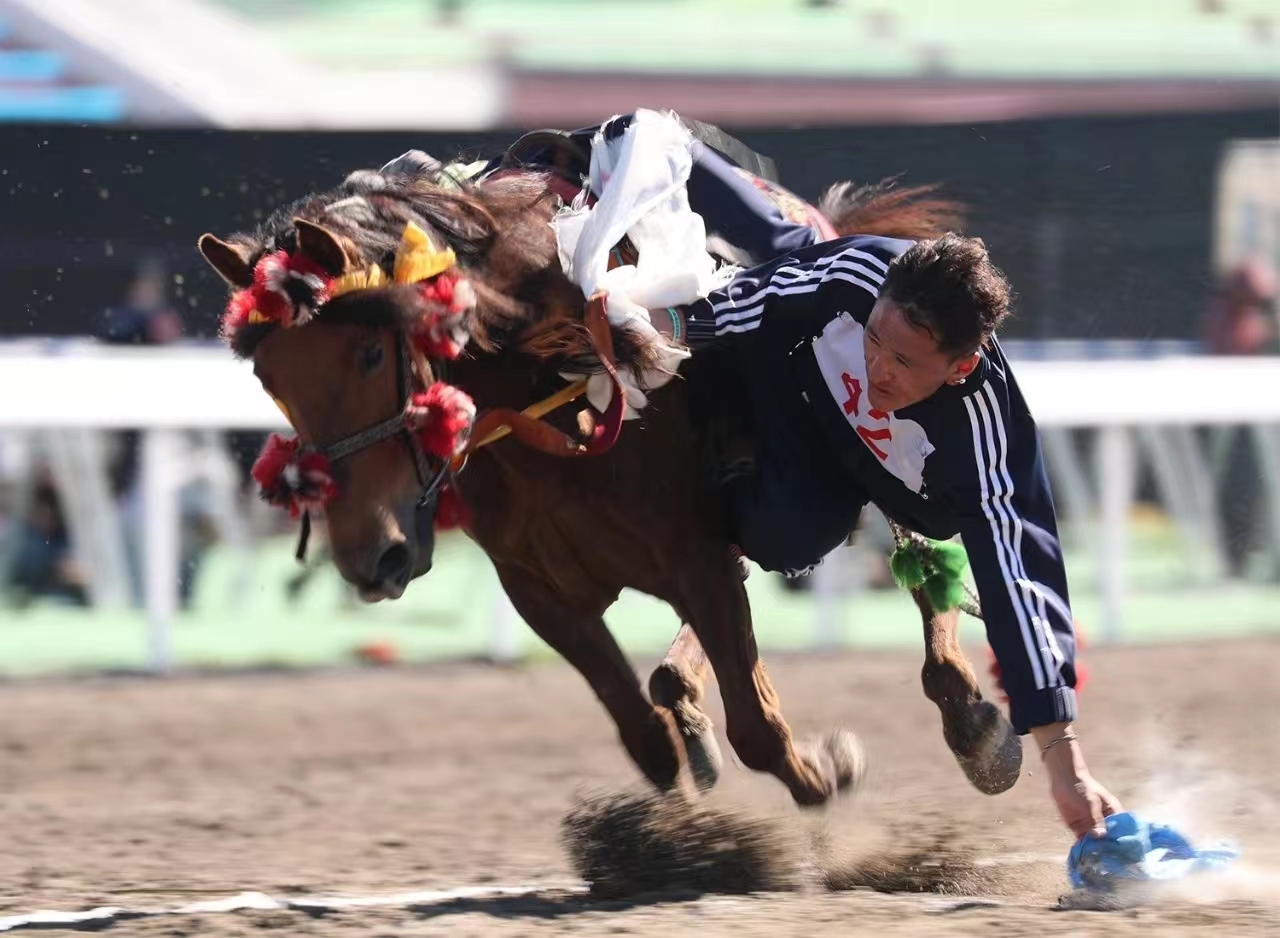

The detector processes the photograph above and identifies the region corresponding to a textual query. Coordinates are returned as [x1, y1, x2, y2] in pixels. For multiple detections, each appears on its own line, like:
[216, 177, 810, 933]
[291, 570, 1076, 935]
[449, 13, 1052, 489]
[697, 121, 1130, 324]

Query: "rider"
[686, 187, 1120, 843]
[489, 112, 1121, 840]
[619, 114, 1122, 841]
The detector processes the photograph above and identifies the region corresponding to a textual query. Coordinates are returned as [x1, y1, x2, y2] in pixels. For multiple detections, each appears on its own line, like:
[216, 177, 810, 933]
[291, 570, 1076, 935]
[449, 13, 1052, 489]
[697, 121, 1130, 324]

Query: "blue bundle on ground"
[1067, 811, 1240, 892]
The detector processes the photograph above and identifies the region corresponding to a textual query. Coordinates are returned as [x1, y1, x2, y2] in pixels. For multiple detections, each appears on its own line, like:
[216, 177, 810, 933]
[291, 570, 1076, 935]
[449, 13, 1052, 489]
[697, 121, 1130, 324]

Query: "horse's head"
[197, 164, 548, 601]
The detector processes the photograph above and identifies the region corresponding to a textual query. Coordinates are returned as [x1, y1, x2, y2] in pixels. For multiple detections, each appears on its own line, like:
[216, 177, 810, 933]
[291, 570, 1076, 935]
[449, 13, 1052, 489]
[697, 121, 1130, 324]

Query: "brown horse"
[197, 156, 1021, 807]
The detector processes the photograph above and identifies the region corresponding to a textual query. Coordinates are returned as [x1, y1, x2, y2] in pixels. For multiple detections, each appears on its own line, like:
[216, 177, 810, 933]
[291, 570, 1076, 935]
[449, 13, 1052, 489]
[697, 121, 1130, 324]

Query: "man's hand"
[1030, 722, 1123, 839]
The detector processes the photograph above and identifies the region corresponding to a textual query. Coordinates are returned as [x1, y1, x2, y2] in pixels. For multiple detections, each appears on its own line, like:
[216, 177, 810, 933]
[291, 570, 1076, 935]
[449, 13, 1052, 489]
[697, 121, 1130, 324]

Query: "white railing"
[4, 341, 1280, 669]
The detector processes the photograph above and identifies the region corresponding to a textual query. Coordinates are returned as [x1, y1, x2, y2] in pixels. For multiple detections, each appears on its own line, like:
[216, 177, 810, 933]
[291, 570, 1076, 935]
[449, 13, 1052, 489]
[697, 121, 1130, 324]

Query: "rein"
[453, 293, 625, 466]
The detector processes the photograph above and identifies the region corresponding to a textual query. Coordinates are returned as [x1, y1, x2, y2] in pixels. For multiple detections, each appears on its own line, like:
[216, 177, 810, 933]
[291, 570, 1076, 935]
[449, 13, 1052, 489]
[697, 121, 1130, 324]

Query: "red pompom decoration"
[411, 274, 475, 360]
[221, 249, 335, 345]
[406, 382, 476, 459]
[418, 270, 457, 308]
[434, 483, 471, 531]
[251, 432, 337, 518]
[222, 288, 258, 340]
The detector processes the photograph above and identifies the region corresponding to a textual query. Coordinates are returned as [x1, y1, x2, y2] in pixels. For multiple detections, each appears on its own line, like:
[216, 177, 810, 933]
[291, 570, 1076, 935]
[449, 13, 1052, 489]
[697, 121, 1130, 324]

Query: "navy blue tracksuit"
[683, 236, 1079, 734]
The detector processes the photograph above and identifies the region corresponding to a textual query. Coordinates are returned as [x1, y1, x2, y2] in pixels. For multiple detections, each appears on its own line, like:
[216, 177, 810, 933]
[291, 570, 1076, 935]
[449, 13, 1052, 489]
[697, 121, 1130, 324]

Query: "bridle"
[232, 215, 631, 564]
[292, 331, 452, 561]
[309, 331, 450, 508]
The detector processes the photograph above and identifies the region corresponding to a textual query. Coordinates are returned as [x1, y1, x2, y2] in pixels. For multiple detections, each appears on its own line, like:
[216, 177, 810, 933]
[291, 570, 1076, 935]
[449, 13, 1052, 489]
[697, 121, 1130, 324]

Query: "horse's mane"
[230, 163, 661, 378]
[225, 161, 964, 380]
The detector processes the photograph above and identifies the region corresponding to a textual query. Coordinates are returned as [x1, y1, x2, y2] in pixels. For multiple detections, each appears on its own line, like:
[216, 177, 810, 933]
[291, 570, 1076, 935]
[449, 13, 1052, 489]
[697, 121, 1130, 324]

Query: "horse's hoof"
[683, 724, 724, 792]
[671, 701, 722, 792]
[948, 700, 1022, 795]
[822, 729, 867, 794]
[795, 729, 866, 806]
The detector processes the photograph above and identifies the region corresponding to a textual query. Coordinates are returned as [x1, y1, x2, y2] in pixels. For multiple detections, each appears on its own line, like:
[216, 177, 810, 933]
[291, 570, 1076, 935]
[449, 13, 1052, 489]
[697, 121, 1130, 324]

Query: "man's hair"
[880, 233, 1011, 356]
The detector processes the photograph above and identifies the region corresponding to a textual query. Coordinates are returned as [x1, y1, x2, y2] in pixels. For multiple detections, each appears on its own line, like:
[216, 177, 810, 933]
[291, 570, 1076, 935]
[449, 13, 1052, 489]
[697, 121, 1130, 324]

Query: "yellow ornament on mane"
[329, 263, 388, 299]
[394, 221, 458, 285]
[326, 222, 457, 301]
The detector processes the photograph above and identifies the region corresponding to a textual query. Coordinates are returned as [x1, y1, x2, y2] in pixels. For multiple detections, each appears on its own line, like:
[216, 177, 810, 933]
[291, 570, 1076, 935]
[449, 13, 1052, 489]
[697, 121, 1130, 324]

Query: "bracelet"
[1040, 733, 1078, 754]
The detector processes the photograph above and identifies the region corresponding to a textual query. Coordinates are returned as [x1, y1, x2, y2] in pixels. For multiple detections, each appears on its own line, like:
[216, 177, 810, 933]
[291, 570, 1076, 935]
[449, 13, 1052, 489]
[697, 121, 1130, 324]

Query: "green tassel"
[922, 568, 968, 613]
[889, 543, 927, 590]
[932, 540, 970, 579]
[890, 537, 972, 613]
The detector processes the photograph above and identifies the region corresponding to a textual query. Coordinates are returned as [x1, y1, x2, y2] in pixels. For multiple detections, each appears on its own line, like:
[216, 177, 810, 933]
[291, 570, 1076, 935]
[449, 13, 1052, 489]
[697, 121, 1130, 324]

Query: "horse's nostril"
[375, 544, 412, 591]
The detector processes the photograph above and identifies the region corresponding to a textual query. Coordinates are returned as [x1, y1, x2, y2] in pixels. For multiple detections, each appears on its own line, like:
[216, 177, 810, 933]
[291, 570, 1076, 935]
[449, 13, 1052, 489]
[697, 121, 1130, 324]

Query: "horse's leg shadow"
[915, 591, 1022, 794]
[492, 561, 690, 794]
[670, 555, 863, 807]
[649, 623, 722, 792]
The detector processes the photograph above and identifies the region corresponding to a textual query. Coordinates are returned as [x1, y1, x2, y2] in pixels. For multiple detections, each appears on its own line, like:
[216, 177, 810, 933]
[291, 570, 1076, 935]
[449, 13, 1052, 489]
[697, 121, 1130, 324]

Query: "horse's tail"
[818, 178, 964, 242]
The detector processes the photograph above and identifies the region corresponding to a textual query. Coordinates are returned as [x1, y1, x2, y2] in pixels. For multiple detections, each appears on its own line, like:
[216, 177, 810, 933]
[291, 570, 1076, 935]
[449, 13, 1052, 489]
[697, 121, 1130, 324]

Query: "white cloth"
[551, 109, 735, 417]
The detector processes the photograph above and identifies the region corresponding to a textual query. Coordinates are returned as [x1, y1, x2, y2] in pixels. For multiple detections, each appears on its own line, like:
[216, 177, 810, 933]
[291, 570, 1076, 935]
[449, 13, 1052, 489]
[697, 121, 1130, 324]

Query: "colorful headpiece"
[221, 221, 478, 361]
[233, 221, 480, 533]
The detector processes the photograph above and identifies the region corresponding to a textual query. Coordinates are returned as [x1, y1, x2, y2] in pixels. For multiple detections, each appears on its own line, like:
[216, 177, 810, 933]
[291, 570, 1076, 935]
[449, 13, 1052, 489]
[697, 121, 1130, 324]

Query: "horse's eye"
[360, 342, 385, 374]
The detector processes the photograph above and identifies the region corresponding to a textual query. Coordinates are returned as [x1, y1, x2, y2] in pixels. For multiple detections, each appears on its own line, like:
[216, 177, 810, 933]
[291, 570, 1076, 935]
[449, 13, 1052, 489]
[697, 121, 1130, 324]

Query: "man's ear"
[949, 351, 980, 385]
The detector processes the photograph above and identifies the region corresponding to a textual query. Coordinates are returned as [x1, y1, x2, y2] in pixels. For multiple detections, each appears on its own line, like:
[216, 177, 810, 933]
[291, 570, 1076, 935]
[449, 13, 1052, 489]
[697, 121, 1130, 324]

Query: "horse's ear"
[294, 218, 350, 276]
[197, 234, 255, 288]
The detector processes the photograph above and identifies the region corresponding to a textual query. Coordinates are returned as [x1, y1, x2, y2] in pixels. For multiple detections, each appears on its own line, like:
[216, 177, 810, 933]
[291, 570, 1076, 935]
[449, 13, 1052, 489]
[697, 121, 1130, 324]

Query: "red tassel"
[222, 289, 258, 340]
[407, 382, 476, 459]
[221, 250, 335, 345]
[434, 484, 471, 531]
[412, 274, 474, 360]
[251, 432, 298, 489]
[414, 329, 467, 361]
[418, 270, 457, 307]
[251, 433, 337, 518]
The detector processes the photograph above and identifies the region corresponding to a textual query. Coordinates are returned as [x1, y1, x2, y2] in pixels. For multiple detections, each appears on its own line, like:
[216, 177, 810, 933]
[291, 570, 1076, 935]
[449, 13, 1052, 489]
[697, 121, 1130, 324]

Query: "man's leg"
[575, 112, 818, 268]
[686, 142, 820, 265]
[723, 452, 867, 577]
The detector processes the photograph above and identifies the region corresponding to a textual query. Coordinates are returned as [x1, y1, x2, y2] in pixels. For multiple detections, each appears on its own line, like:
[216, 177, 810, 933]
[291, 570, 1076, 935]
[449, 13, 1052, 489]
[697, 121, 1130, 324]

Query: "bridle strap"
[308, 334, 441, 500]
[293, 335, 450, 561]
[321, 410, 411, 462]
[292, 292, 628, 561]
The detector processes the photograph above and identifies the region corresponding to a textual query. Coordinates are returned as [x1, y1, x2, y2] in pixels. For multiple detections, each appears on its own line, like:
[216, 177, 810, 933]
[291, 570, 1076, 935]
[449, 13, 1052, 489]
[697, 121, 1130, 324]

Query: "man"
[677, 226, 1121, 840]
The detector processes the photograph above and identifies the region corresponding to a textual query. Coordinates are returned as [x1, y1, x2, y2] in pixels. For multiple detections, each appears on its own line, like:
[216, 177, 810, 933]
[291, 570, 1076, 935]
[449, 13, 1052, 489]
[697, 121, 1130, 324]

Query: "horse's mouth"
[354, 554, 431, 604]
[357, 583, 403, 603]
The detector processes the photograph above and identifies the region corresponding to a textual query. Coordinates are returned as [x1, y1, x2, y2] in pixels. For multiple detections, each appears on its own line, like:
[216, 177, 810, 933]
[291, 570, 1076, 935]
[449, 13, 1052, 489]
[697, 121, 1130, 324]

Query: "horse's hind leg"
[492, 561, 688, 793]
[649, 624, 722, 791]
[676, 556, 861, 807]
[916, 591, 1022, 794]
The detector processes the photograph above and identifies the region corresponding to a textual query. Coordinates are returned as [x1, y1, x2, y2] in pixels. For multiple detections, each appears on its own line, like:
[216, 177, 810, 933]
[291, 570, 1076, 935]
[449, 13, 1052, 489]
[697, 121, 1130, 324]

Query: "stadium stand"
[0, 13, 123, 122]
[212, 0, 1280, 80]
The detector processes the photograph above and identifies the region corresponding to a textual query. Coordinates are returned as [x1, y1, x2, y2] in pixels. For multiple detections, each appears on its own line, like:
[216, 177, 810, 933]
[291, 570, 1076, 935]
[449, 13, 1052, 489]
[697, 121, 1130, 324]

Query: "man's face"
[863, 297, 980, 413]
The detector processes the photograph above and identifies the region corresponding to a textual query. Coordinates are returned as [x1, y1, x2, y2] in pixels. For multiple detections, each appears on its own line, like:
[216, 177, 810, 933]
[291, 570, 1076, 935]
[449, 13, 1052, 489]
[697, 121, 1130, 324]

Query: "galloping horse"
[197, 135, 1020, 807]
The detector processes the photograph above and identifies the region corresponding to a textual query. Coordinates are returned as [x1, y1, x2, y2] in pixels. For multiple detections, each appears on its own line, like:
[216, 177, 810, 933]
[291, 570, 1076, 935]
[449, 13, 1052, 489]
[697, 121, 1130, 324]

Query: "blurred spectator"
[1203, 258, 1279, 577]
[100, 259, 184, 348]
[1203, 258, 1278, 355]
[99, 260, 212, 608]
[6, 471, 88, 608]
[100, 260, 184, 497]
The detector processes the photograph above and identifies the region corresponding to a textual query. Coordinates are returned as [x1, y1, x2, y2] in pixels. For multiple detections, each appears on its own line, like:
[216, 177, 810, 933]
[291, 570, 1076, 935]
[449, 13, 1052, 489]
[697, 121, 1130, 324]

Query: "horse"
[196, 141, 1022, 808]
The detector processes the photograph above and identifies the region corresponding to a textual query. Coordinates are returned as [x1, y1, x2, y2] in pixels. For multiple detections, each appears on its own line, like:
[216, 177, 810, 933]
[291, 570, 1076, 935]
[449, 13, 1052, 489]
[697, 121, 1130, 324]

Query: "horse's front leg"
[673, 553, 863, 807]
[649, 623, 722, 791]
[492, 561, 689, 793]
[915, 590, 1022, 794]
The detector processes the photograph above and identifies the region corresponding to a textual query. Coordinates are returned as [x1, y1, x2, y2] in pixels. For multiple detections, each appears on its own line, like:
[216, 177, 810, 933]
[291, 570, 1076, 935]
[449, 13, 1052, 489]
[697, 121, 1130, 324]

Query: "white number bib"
[810, 312, 935, 493]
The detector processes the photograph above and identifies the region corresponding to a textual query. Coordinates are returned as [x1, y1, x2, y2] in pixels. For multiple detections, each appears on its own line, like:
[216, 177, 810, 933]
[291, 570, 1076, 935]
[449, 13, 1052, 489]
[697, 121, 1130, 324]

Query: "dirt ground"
[0, 637, 1278, 936]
